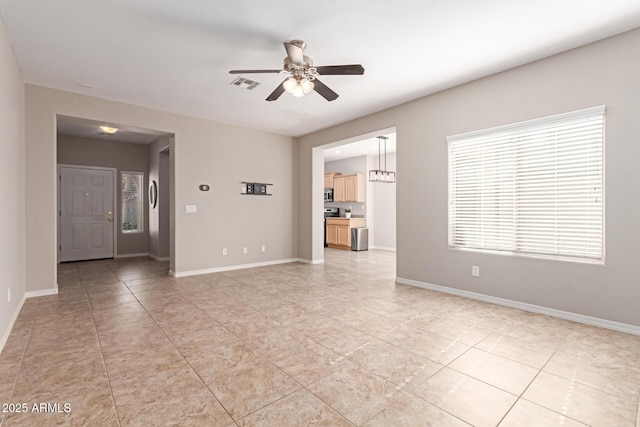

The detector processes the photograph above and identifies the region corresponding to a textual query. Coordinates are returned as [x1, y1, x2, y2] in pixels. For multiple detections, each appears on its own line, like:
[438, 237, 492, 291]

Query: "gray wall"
[299, 28, 640, 327]
[57, 134, 150, 256]
[0, 18, 26, 349]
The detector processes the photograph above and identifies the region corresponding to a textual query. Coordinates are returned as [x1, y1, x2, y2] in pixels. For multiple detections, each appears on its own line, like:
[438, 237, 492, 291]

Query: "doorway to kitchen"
[317, 127, 397, 264]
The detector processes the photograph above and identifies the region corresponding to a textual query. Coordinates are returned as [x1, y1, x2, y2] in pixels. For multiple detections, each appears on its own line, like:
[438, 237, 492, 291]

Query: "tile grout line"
[121, 273, 239, 425]
[2, 299, 39, 424]
[87, 278, 122, 427]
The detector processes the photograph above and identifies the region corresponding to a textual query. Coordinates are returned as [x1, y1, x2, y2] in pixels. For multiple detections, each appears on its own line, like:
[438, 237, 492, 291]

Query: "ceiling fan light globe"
[283, 77, 297, 93]
[292, 83, 305, 97]
[300, 78, 314, 93]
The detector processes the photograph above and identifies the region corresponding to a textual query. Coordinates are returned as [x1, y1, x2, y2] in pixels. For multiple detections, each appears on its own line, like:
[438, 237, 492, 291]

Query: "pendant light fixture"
[369, 136, 396, 183]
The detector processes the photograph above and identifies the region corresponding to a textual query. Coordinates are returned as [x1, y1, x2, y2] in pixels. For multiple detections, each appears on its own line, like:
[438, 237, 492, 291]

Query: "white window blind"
[121, 171, 144, 233]
[447, 106, 604, 262]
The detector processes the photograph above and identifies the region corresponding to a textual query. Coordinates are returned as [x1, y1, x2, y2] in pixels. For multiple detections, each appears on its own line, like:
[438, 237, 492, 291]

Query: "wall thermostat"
[199, 184, 210, 191]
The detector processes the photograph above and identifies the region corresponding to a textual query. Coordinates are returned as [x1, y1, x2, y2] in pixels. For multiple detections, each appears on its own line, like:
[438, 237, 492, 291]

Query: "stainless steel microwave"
[324, 188, 334, 202]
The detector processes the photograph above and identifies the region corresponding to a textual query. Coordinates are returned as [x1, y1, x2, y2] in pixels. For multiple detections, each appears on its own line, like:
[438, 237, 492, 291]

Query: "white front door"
[59, 166, 115, 262]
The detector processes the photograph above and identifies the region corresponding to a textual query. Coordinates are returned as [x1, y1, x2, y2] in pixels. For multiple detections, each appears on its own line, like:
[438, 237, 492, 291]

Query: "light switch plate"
[186, 205, 197, 213]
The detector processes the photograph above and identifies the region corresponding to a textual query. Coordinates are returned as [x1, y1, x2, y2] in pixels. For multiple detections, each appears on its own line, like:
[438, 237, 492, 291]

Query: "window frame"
[447, 106, 605, 264]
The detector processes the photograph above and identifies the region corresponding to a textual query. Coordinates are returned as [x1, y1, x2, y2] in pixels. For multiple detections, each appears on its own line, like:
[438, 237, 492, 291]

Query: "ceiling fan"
[229, 40, 364, 102]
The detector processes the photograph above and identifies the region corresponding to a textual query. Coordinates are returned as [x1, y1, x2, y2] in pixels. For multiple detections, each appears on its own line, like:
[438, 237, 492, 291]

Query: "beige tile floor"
[1, 249, 639, 426]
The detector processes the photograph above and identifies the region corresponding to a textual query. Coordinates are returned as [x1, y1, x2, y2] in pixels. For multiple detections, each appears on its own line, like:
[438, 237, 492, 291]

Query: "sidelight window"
[121, 171, 144, 233]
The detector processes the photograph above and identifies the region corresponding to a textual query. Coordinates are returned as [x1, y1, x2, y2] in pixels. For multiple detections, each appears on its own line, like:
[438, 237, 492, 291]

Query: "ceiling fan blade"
[313, 78, 339, 101]
[266, 80, 287, 101]
[229, 69, 282, 74]
[315, 65, 365, 75]
[284, 42, 304, 66]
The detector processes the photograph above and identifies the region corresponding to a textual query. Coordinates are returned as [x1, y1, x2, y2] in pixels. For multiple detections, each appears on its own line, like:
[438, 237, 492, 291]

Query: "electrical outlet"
[222, 248, 228, 256]
[261, 245, 266, 253]
[243, 247, 248, 254]
[472, 266, 480, 277]
[7, 288, 11, 303]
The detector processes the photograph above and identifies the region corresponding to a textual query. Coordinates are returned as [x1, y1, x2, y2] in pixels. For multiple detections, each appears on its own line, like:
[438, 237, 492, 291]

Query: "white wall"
[299, 28, 640, 328]
[371, 152, 396, 250]
[24, 85, 297, 293]
[0, 18, 26, 351]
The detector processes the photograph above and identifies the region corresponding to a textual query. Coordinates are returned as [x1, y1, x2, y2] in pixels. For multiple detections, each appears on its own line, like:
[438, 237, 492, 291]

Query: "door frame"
[57, 164, 118, 263]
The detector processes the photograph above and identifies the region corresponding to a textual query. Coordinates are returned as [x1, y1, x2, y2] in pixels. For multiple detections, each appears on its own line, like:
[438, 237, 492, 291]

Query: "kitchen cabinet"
[333, 173, 365, 202]
[326, 217, 366, 250]
[324, 172, 341, 189]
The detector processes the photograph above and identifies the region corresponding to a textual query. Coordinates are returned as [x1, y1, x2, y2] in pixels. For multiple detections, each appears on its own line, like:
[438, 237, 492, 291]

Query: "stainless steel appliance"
[324, 207, 339, 247]
[324, 188, 334, 203]
[351, 227, 369, 251]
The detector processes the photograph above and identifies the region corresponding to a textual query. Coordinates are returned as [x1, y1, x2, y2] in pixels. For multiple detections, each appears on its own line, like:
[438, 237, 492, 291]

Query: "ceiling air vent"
[230, 77, 260, 90]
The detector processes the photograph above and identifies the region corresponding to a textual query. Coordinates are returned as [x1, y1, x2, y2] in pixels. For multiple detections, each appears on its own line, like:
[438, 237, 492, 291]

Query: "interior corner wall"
[25, 85, 296, 293]
[0, 18, 26, 349]
[149, 136, 171, 259]
[298, 28, 640, 327]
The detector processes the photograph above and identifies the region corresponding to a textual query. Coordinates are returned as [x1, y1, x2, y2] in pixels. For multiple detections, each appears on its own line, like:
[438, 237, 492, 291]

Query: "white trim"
[115, 252, 149, 259]
[0, 294, 27, 354]
[447, 105, 606, 142]
[173, 258, 301, 277]
[396, 277, 640, 336]
[148, 253, 170, 262]
[25, 288, 59, 298]
[371, 246, 397, 252]
[296, 258, 325, 265]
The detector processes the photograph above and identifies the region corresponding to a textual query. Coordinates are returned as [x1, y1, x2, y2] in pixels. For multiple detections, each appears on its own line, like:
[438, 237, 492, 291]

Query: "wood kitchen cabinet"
[326, 217, 366, 250]
[324, 172, 341, 189]
[333, 173, 365, 202]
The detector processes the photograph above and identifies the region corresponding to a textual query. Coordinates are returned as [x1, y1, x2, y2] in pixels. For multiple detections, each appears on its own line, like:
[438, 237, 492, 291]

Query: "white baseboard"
[173, 258, 300, 278]
[0, 293, 27, 354]
[25, 287, 58, 298]
[371, 246, 397, 252]
[396, 277, 640, 336]
[116, 252, 149, 259]
[148, 253, 170, 262]
[296, 258, 325, 265]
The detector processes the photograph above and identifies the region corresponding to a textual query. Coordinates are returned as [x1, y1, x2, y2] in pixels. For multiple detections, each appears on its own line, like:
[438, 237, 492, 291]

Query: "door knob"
[107, 211, 113, 215]
[107, 217, 113, 222]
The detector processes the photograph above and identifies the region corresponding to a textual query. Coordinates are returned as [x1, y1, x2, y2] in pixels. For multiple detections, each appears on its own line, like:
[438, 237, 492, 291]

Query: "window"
[121, 171, 144, 233]
[447, 106, 604, 262]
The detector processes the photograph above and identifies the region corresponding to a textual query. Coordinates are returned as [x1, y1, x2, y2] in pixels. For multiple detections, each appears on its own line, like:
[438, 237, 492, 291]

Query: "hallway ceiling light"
[369, 136, 396, 183]
[99, 126, 118, 134]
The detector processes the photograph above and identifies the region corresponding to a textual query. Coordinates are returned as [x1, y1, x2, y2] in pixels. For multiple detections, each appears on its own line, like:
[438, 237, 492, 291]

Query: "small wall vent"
[230, 77, 260, 90]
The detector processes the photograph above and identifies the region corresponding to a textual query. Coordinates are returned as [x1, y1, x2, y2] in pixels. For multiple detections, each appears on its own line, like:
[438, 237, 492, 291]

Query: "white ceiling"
[56, 115, 168, 144]
[324, 134, 396, 162]
[1, 1, 640, 138]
